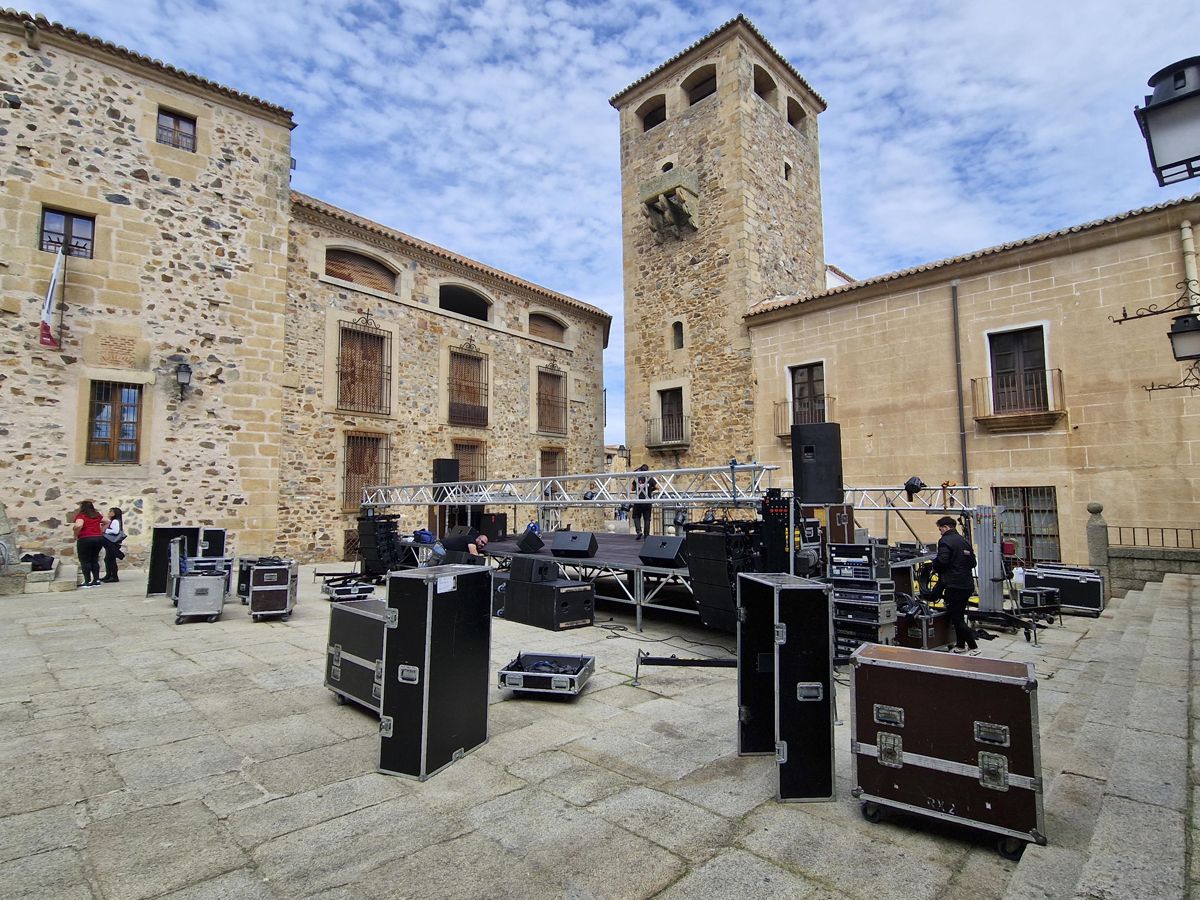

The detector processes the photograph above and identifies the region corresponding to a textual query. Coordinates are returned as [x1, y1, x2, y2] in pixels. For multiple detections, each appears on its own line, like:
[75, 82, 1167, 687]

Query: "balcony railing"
[646, 416, 691, 448]
[773, 396, 831, 437]
[1108, 526, 1200, 549]
[971, 369, 1065, 431]
[156, 123, 196, 152]
[448, 400, 488, 427]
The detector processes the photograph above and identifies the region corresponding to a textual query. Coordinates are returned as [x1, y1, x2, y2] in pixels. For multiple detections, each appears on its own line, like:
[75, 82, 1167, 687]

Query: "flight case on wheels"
[175, 573, 227, 624]
[850, 644, 1045, 858]
[249, 559, 299, 621]
[325, 598, 387, 713]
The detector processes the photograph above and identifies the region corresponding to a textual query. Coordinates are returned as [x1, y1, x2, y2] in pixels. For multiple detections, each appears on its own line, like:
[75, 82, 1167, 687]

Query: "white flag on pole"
[39, 246, 63, 349]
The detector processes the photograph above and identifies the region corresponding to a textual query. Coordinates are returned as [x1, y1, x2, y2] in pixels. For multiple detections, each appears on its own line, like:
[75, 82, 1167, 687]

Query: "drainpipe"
[950, 280, 969, 486]
[1182, 220, 1198, 309]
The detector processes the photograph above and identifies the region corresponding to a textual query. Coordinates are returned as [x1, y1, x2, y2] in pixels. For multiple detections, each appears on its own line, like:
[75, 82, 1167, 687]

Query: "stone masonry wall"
[275, 205, 607, 560]
[749, 205, 1200, 563]
[618, 31, 824, 469]
[0, 28, 293, 565]
[1108, 547, 1200, 596]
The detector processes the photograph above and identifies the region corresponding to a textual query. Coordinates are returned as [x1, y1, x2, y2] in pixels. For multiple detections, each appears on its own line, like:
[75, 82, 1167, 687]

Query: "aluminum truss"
[842, 484, 978, 514]
[361, 463, 779, 510]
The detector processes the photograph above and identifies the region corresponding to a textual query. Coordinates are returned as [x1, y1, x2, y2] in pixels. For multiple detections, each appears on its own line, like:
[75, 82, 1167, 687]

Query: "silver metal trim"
[857, 742, 1039, 791]
[853, 654, 1036, 687]
[853, 791, 1045, 844]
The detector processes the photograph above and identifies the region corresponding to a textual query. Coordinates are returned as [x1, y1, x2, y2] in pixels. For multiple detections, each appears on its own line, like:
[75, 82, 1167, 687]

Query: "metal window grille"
[453, 441, 487, 482]
[537, 365, 567, 434]
[337, 317, 391, 414]
[156, 110, 196, 152]
[993, 486, 1061, 565]
[41, 209, 94, 258]
[540, 448, 564, 477]
[448, 340, 488, 426]
[343, 432, 390, 510]
[86, 381, 142, 464]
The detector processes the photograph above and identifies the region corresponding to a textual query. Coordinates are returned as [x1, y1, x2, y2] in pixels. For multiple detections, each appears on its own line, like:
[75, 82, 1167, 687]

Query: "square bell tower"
[610, 15, 826, 466]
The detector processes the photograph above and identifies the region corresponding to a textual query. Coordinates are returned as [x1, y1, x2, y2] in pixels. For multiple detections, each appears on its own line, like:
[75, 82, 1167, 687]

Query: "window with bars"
[343, 432, 390, 510]
[156, 109, 197, 152]
[86, 381, 142, 464]
[41, 208, 95, 258]
[448, 342, 488, 426]
[993, 486, 1061, 565]
[536, 365, 567, 434]
[540, 448, 564, 477]
[337, 317, 391, 414]
[325, 250, 396, 293]
[453, 440, 487, 482]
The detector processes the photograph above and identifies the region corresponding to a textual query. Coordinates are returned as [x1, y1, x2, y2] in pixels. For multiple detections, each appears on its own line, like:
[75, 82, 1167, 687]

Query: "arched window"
[325, 249, 396, 293]
[671, 321, 684, 349]
[682, 64, 717, 106]
[753, 65, 778, 108]
[636, 94, 667, 132]
[529, 313, 566, 342]
[787, 96, 806, 131]
[439, 284, 491, 322]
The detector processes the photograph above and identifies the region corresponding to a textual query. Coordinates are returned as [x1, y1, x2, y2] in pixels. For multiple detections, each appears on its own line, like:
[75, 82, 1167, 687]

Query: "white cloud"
[29, 0, 1200, 449]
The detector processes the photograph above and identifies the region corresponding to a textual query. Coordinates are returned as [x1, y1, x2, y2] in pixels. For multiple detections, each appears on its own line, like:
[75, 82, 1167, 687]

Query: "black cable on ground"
[596, 621, 736, 656]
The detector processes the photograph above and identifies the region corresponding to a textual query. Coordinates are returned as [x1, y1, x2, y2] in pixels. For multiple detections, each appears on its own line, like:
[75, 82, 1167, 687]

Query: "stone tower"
[610, 16, 826, 468]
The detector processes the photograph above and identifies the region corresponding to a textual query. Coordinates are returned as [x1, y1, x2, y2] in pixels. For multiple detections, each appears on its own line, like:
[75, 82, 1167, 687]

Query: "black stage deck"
[485, 531, 683, 573]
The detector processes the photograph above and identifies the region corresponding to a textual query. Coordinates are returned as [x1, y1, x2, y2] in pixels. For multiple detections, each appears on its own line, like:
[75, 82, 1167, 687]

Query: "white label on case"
[436, 576, 455, 593]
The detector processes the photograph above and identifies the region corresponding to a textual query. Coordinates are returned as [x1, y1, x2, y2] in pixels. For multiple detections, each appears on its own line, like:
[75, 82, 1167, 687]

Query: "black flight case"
[850, 644, 1046, 858]
[325, 598, 387, 713]
[248, 559, 298, 621]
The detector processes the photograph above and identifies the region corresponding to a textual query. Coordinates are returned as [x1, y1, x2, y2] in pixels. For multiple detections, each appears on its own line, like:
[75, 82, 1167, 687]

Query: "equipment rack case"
[249, 559, 299, 621]
[850, 644, 1045, 857]
[325, 598, 387, 713]
[497, 652, 595, 696]
[1024, 566, 1105, 617]
[175, 573, 227, 624]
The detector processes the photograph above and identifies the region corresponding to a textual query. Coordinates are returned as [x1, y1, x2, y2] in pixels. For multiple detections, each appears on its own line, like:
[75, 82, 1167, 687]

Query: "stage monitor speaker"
[509, 556, 560, 584]
[792, 422, 844, 505]
[516, 530, 545, 553]
[432, 458, 460, 483]
[478, 513, 507, 541]
[550, 531, 599, 559]
[638, 535, 687, 568]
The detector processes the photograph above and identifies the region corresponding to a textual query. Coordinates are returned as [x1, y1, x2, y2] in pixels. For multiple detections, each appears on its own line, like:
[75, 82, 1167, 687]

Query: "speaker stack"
[684, 523, 760, 631]
[503, 552, 593, 631]
[357, 514, 414, 577]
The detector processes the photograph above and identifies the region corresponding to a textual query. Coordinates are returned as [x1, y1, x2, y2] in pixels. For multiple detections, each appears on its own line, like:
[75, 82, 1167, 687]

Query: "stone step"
[50, 562, 78, 592]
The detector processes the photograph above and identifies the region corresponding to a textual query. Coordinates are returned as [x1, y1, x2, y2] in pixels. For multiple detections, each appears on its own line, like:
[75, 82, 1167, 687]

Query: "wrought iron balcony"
[646, 416, 691, 448]
[773, 396, 831, 437]
[156, 123, 196, 152]
[971, 369, 1066, 431]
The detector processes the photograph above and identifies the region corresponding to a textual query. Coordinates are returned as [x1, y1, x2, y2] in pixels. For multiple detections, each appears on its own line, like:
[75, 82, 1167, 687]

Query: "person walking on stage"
[100, 506, 126, 583]
[630, 464, 657, 541]
[933, 515, 978, 654]
[72, 500, 105, 588]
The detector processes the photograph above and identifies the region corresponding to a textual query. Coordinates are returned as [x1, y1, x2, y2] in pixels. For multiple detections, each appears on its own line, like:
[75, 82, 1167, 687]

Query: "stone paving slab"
[0, 567, 1193, 899]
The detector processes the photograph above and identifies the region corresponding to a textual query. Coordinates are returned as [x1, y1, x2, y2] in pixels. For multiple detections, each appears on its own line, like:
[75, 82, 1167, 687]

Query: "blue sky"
[26, 0, 1200, 443]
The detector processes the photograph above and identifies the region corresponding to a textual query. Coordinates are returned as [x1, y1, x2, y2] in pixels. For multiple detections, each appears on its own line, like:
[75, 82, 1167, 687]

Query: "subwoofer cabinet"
[504, 579, 594, 631]
[326, 598, 387, 713]
[850, 644, 1046, 855]
[378, 565, 491, 780]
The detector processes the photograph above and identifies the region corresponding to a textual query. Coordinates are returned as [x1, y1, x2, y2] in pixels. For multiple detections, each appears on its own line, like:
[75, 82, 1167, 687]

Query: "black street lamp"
[1135, 57, 1200, 186]
[175, 362, 193, 400]
[1168, 312, 1200, 361]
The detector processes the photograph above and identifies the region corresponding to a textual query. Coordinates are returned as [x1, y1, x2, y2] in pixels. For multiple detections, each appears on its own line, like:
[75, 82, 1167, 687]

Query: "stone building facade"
[0, 12, 609, 565]
[619, 16, 1199, 563]
[276, 194, 608, 559]
[610, 16, 826, 469]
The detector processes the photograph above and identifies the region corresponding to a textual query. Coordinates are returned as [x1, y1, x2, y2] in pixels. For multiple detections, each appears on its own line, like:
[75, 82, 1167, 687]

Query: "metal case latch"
[330, 645, 342, 666]
[397, 665, 420, 684]
[774, 623, 787, 644]
[877, 732, 903, 768]
[379, 716, 393, 738]
[775, 741, 787, 764]
[874, 704, 904, 727]
[738, 705, 750, 724]
[974, 721, 1011, 747]
[796, 682, 823, 702]
[374, 660, 384, 682]
[504, 673, 524, 688]
[385, 608, 399, 629]
[551, 676, 570, 691]
[978, 752, 1009, 790]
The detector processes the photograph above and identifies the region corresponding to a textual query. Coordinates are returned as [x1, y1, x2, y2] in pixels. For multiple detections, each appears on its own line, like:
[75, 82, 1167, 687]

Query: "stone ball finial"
[1086, 502, 1103, 515]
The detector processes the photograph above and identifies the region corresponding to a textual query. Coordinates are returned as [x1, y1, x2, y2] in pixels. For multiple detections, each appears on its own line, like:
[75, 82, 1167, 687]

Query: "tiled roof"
[748, 193, 1200, 317]
[1, 9, 294, 124]
[609, 14, 826, 110]
[291, 192, 612, 329]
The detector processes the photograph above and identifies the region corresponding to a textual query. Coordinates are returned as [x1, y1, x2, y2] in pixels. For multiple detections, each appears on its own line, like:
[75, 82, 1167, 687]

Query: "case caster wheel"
[1024, 629, 1032, 642]
[207, 615, 219, 624]
[861, 802, 883, 824]
[174, 616, 183, 625]
[282, 613, 291, 621]
[997, 836, 1026, 860]
[333, 693, 347, 705]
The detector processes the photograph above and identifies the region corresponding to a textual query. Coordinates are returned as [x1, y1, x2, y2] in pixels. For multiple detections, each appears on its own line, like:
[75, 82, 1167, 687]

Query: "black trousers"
[77, 536, 103, 585]
[102, 539, 121, 580]
[943, 587, 977, 649]
[632, 505, 652, 538]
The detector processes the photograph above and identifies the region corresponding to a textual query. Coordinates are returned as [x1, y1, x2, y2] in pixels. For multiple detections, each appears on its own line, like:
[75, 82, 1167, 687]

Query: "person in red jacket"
[72, 500, 105, 587]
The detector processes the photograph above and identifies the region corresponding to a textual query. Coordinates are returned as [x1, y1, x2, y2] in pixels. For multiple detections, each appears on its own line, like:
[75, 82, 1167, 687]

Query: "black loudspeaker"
[510, 556, 560, 584]
[792, 422, 843, 504]
[492, 572, 510, 615]
[478, 513, 507, 541]
[638, 536, 687, 568]
[432, 458, 460, 483]
[550, 531, 599, 559]
[516, 530, 544, 553]
[505, 580, 594, 630]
